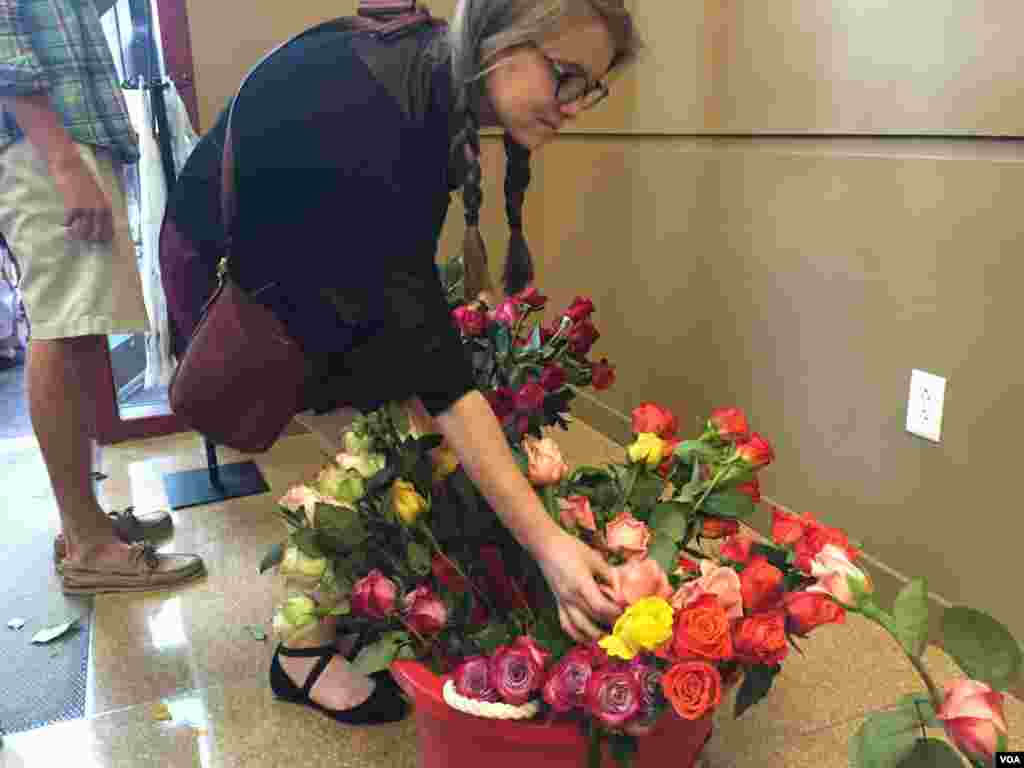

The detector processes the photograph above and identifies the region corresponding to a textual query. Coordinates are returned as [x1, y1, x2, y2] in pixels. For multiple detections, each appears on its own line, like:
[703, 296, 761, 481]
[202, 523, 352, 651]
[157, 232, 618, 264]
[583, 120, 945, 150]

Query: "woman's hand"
[533, 530, 623, 643]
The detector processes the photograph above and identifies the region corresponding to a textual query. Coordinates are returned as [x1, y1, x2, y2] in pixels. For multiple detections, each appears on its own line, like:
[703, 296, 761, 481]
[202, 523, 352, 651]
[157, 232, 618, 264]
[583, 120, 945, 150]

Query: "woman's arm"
[420, 392, 623, 641]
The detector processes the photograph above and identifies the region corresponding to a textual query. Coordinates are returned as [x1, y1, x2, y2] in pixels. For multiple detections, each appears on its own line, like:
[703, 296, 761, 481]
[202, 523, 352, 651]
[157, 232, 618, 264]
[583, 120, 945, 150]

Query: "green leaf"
[587, 721, 603, 768]
[471, 622, 513, 655]
[292, 528, 324, 559]
[245, 625, 267, 642]
[351, 631, 408, 676]
[649, 502, 690, 541]
[647, 533, 679, 576]
[898, 738, 966, 768]
[701, 490, 756, 520]
[674, 440, 718, 462]
[850, 703, 937, 768]
[942, 606, 1023, 690]
[734, 664, 780, 718]
[314, 503, 368, 554]
[259, 542, 285, 575]
[388, 401, 411, 436]
[673, 480, 702, 505]
[327, 600, 351, 616]
[891, 579, 930, 659]
[608, 732, 638, 768]
[628, 472, 665, 519]
[895, 693, 939, 728]
[532, 614, 573, 659]
[750, 542, 790, 571]
[407, 540, 432, 576]
[415, 434, 444, 452]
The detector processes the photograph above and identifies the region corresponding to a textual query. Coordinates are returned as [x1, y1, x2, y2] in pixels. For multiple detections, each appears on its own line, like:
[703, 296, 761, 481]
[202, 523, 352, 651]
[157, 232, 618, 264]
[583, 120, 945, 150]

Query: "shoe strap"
[276, 644, 339, 697]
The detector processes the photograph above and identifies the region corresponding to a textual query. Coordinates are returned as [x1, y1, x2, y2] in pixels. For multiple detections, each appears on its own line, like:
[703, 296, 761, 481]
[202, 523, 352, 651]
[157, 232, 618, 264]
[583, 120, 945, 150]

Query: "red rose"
[538, 364, 567, 392]
[515, 381, 546, 412]
[631, 402, 679, 439]
[542, 647, 597, 713]
[784, 591, 846, 636]
[676, 555, 700, 573]
[454, 656, 501, 702]
[709, 407, 749, 441]
[431, 554, 468, 594]
[452, 305, 487, 336]
[489, 643, 545, 705]
[733, 611, 789, 666]
[734, 433, 774, 467]
[513, 636, 551, 671]
[701, 516, 739, 540]
[792, 521, 861, 573]
[590, 358, 616, 390]
[485, 387, 516, 421]
[566, 296, 595, 323]
[771, 506, 810, 546]
[514, 286, 547, 308]
[740, 556, 785, 614]
[568, 319, 600, 356]
[351, 569, 398, 619]
[673, 594, 734, 661]
[736, 477, 761, 503]
[403, 585, 448, 635]
[585, 665, 642, 727]
[720, 534, 754, 564]
[661, 661, 722, 721]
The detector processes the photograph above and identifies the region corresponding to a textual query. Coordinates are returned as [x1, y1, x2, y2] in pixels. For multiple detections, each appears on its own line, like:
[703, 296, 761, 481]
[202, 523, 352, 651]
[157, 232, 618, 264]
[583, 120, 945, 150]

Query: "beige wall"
[183, 3, 1023, 645]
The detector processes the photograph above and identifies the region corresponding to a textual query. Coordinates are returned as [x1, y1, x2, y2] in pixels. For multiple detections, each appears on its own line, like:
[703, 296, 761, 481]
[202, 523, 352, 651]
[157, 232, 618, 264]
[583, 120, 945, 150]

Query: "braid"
[502, 132, 534, 295]
[455, 110, 494, 301]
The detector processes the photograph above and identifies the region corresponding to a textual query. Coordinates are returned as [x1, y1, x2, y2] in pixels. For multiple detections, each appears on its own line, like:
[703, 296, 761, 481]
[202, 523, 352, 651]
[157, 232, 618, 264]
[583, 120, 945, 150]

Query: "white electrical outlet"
[906, 369, 946, 443]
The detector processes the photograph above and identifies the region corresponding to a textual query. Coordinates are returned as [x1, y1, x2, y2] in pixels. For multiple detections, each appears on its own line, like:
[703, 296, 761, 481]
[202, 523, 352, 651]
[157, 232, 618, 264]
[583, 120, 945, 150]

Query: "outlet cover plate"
[906, 369, 946, 443]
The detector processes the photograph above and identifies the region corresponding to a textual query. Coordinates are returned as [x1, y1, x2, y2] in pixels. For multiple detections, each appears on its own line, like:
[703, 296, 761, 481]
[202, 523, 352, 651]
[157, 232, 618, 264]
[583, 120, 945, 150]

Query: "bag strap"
[217, 2, 439, 276]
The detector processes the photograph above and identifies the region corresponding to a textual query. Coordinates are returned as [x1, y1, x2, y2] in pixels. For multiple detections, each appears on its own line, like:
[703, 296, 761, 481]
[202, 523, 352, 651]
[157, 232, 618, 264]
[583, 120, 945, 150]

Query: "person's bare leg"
[27, 335, 134, 565]
[279, 617, 374, 710]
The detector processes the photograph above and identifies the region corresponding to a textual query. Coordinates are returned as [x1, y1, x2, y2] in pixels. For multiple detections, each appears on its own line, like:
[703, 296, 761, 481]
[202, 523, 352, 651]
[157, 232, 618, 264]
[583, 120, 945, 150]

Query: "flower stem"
[621, 464, 641, 510]
[419, 522, 495, 617]
[695, 466, 728, 511]
[863, 603, 944, 712]
[905, 650, 943, 712]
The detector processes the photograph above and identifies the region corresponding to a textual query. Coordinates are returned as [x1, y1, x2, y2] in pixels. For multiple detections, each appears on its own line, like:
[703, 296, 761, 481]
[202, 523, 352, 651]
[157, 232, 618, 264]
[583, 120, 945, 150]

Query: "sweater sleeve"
[0, 0, 52, 96]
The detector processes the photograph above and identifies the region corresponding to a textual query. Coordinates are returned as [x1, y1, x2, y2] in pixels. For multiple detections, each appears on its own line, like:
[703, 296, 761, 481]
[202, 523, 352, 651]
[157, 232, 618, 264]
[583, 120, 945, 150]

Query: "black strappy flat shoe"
[269, 644, 408, 725]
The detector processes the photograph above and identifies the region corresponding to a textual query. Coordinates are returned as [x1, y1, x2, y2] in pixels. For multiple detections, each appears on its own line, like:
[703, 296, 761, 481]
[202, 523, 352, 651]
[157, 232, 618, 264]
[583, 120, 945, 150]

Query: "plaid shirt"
[0, 0, 138, 162]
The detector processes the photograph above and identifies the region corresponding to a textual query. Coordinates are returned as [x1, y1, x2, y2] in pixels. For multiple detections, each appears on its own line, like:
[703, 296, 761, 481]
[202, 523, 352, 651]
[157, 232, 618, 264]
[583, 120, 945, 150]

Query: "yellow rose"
[279, 546, 327, 581]
[431, 444, 459, 482]
[272, 595, 319, 641]
[599, 596, 674, 660]
[627, 432, 666, 468]
[391, 479, 429, 525]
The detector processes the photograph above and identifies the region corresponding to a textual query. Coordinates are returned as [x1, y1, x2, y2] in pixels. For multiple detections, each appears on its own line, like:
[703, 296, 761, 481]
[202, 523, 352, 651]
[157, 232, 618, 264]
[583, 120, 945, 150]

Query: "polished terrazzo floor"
[1, 418, 1021, 767]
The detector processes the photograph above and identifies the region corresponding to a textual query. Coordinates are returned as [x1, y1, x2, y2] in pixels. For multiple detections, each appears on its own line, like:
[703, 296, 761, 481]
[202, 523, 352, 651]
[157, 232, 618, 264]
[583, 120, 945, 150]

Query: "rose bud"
[558, 495, 597, 532]
[568, 319, 600, 357]
[491, 298, 521, 327]
[806, 544, 873, 606]
[538, 364, 567, 392]
[452, 305, 487, 336]
[485, 387, 517, 421]
[279, 484, 321, 525]
[403, 585, 448, 635]
[515, 381, 547, 412]
[720, 534, 754, 564]
[350, 569, 398, 619]
[585, 666, 643, 728]
[590, 358, 616, 390]
[514, 286, 548, 308]
[605, 511, 652, 558]
[543, 647, 597, 713]
[631, 402, 679, 440]
[733, 433, 774, 468]
[736, 477, 761, 503]
[391, 478, 429, 525]
[708, 407, 749, 442]
[565, 296, 595, 323]
[661, 661, 722, 721]
[700, 516, 739, 540]
[279, 545, 327, 582]
[489, 643, 545, 705]
[740, 555, 785, 614]
[733, 611, 789, 666]
[783, 591, 846, 636]
[523, 435, 569, 487]
[453, 656, 501, 702]
[627, 432, 667, 468]
[793, 522, 861, 573]
[771, 506, 810, 546]
[936, 679, 1009, 765]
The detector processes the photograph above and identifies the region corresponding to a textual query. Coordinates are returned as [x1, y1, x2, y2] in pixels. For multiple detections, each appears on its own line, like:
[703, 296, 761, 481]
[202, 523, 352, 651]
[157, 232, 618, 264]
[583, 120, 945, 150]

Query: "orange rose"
[672, 594, 734, 661]
[700, 516, 740, 540]
[733, 611, 788, 666]
[661, 661, 722, 720]
[740, 556, 785, 613]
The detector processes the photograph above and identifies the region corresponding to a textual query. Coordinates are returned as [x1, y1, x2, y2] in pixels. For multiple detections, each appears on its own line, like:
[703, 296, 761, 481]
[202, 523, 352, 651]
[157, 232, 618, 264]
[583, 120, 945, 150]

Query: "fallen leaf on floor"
[31, 618, 79, 644]
[245, 625, 267, 642]
[152, 703, 173, 722]
[7, 618, 25, 630]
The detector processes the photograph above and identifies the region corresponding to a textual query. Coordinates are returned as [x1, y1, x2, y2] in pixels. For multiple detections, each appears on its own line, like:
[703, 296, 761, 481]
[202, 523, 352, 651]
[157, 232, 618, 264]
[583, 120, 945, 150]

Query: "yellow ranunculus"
[431, 444, 459, 482]
[391, 479, 429, 525]
[598, 596, 674, 660]
[627, 432, 667, 468]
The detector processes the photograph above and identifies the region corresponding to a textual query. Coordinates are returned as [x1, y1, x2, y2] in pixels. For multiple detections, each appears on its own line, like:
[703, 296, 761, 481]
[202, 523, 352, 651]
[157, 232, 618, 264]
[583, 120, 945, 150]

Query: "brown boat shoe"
[54, 507, 173, 565]
[60, 542, 206, 595]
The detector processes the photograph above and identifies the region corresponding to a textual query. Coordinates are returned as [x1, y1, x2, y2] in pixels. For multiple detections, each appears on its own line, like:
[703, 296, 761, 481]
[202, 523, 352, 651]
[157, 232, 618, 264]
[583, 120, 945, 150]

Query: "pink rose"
[279, 485, 321, 525]
[671, 560, 744, 620]
[558, 495, 597, 532]
[604, 558, 673, 607]
[513, 635, 551, 671]
[452, 305, 487, 336]
[585, 665, 642, 727]
[590, 358, 616, 390]
[403, 585, 448, 635]
[515, 381, 546, 412]
[523, 436, 568, 487]
[937, 679, 1009, 764]
[351, 569, 398, 619]
[453, 656, 500, 702]
[489, 643, 545, 705]
[491, 298, 521, 327]
[628, 657, 663, 718]
[605, 511, 651, 558]
[538, 364, 567, 392]
[542, 646, 597, 713]
[806, 544, 872, 606]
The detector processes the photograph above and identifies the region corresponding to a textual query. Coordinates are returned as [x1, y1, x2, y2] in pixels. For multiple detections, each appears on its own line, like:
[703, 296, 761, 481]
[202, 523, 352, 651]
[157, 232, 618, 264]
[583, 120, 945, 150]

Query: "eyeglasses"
[543, 55, 609, 111]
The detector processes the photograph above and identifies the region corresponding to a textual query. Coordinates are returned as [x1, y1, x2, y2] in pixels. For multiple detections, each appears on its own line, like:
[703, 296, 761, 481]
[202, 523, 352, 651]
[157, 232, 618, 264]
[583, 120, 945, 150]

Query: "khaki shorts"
[0, 140, 148, 340]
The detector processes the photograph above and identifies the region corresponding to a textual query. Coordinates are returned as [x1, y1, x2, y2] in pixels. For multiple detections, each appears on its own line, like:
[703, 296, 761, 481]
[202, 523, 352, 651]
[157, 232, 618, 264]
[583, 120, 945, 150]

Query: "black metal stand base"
[162, 438, 269, 510]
